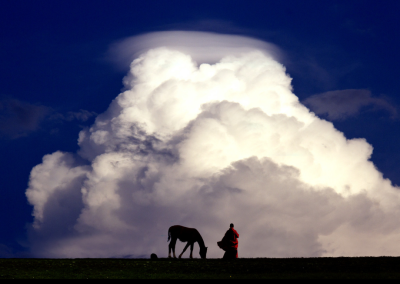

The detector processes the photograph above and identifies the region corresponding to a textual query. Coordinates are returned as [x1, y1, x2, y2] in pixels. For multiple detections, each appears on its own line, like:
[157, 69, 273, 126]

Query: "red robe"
[217, 228, 239, 258]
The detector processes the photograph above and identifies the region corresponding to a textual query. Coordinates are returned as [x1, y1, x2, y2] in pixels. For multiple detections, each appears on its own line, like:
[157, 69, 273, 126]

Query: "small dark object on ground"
[151, 253, 158, 260]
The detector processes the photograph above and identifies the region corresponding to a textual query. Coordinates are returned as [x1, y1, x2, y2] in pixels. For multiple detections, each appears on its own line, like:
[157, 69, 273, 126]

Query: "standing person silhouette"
[217, 223, 239, 259]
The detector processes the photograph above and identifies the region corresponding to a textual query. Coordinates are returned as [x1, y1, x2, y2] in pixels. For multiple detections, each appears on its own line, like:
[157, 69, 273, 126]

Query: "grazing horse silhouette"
[168, 225, 208, 259]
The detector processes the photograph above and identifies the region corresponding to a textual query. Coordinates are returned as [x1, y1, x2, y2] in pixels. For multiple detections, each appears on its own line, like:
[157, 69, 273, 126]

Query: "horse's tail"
[168, 228, 171, 242]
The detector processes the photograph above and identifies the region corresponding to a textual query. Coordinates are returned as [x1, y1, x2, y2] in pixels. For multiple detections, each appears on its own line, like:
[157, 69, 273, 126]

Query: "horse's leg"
[168, 240, 172, 258]
[179, 242, 190, 259]
[168, 239, 172, 258]
[169, 237, 178, 258]
[189, 242, 194, 259]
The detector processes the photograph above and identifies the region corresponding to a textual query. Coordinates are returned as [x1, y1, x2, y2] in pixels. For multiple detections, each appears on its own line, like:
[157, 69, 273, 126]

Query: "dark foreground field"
[1, 257, 400, 279]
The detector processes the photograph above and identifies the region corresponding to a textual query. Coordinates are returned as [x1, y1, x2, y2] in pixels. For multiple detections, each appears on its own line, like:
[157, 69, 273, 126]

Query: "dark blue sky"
[1, 0, 400, 257]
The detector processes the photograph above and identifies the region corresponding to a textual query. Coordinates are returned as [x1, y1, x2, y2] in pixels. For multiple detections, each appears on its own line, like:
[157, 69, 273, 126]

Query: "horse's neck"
[195, 232, 206, 249]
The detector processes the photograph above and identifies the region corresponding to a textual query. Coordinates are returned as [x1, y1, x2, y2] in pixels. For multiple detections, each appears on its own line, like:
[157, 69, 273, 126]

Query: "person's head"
[230, 223, 234, 228]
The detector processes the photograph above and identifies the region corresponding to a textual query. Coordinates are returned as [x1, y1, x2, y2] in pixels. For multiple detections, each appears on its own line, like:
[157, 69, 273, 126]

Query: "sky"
[1, 0, 400, 258]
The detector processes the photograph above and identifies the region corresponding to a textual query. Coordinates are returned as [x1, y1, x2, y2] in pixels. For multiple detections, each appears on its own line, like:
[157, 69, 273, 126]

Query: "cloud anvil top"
[25, 32, 400, 258]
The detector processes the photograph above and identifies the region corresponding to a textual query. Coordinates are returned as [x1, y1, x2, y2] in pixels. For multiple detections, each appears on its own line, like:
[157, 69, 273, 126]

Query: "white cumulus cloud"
[26, 32, 400, 258]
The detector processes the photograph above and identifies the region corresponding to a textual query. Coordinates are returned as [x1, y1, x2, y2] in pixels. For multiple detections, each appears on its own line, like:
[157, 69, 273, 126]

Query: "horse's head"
[200, 247, 208, 259]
